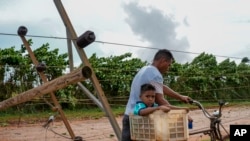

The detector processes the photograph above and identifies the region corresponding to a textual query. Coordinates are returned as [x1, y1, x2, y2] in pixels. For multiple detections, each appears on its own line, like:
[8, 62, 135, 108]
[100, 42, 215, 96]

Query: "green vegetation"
[1, 39, 250, 124]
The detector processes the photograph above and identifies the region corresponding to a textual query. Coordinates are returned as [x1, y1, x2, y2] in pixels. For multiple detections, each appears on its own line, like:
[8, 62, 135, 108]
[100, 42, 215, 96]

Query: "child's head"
[140, 83, 156, 107]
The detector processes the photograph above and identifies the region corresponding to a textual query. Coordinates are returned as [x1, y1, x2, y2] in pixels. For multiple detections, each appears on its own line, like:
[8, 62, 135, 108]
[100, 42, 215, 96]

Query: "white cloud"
[1, 0, 250, 65]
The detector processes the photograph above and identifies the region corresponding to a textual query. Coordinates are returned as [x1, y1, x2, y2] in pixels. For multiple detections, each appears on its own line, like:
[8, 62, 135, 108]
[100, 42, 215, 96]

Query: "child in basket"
[133, 83, 170, 116]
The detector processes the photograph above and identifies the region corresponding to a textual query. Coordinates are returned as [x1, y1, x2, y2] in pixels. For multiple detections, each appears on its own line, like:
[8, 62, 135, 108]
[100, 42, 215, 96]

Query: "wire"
[0, 32, 244, 60]
[0, 33, 69, 40]
[95, 40, 243, 60]
[47, 127, 72, 140]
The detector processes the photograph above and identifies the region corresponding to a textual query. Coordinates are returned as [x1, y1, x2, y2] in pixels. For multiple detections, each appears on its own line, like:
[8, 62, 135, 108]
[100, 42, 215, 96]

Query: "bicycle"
[189, 100, 230, 141]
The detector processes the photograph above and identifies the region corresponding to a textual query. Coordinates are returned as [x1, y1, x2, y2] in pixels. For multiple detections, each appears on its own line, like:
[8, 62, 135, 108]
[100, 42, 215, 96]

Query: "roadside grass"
[0, 106, 125, 126]
[1, 101, 250, 127]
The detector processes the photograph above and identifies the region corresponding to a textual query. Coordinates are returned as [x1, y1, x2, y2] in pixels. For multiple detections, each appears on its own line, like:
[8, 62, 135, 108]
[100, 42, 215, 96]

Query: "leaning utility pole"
[53, 0, 121, 140]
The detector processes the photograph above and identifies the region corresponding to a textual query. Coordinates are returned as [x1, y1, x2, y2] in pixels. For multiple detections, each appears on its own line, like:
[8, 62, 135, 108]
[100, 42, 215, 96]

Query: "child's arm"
[139, 107, 159, 116]
[139, 106, 170, 116]
[165, 105, 189, 112]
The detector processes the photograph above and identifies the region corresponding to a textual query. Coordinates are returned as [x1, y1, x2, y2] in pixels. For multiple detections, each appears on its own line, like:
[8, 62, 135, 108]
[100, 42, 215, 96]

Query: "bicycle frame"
[189, 100, 230, 141]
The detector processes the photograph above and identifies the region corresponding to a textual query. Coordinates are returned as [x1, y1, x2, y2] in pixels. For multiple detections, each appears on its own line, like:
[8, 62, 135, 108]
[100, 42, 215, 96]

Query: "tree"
[81, 53, 147, 97]
[31, 43, 68, 81]
[0, 46, 26, 100]
[237, 61, 250, 99]
[216, 59, 238, 100]
[181, 53, 219, 100]
[241, 57, 250, 63]
[0, 40, 69, 109]
[2, 41, 250, 110]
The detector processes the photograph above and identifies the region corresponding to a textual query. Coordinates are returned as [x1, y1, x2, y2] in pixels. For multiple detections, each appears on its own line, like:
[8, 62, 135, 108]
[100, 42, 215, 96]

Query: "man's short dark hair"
[140, 83, 156, 95]
[153, 49, 174, 61]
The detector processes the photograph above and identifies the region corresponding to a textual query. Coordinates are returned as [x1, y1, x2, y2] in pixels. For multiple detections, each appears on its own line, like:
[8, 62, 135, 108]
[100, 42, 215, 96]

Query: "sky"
[1, 0, 250, 66]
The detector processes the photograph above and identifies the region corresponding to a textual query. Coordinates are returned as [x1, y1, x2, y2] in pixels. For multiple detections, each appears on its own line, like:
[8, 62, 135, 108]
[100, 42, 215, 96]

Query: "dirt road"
[0, 105, 250, 141]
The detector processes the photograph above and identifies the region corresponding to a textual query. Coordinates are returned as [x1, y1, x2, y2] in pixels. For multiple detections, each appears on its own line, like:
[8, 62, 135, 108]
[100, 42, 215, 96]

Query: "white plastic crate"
[129, 109, 188, 141]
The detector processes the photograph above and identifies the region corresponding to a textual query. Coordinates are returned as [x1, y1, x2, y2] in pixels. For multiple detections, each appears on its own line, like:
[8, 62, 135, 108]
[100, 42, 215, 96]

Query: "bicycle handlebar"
[189, 100, 228, 120]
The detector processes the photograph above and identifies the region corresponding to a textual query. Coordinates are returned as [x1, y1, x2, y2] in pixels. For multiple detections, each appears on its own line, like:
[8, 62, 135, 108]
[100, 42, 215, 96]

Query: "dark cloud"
[122, 2, 191, 63]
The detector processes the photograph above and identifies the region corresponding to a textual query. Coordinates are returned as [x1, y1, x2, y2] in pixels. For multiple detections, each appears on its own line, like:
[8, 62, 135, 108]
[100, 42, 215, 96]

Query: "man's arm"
[155, 93, 170, 106]
[155, 93, 189, 110]
[163, 85, 190, 103]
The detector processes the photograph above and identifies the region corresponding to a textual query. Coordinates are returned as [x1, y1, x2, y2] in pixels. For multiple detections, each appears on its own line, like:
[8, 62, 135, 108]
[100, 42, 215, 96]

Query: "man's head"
[152, 49, 174, 73]
[140, 83, 156, 107]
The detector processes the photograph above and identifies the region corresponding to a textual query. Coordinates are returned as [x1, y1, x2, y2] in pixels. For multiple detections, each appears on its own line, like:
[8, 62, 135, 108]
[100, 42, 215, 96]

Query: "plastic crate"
[129, 109, 188, 141]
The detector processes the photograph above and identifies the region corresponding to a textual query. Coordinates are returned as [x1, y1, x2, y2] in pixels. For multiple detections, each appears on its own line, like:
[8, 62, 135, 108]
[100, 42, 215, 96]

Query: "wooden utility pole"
[53, 0, 121, 140]
[17, 32, 90, 139]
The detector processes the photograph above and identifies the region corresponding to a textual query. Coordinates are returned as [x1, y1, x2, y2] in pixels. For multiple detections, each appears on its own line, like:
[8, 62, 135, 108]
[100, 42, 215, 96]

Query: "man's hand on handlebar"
[180, 95, 192, 103]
